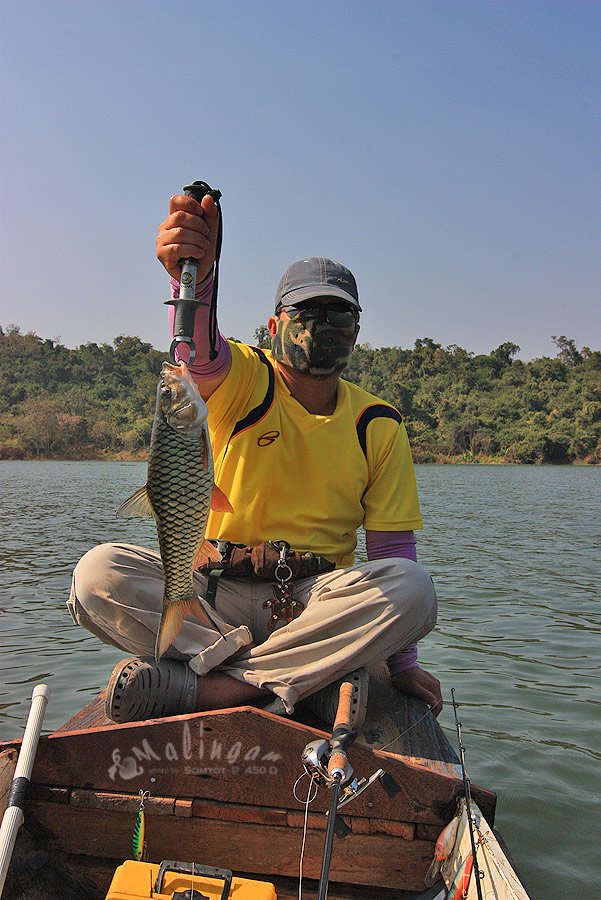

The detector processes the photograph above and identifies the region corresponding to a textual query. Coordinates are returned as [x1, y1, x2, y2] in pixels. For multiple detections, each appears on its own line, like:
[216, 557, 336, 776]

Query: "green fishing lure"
[133, 790, 149, 861]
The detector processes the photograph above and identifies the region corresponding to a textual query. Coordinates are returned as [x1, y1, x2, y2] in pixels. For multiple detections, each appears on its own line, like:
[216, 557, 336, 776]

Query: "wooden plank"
[192, 797, 288, 826]
[2, 666, 501, 900]
[404, 756, 462, 779]
[357, 665, 458, 762]
[53, 689, 112, 733]
[70, 789, 176, 816]
[28, 784, 70, 804]
[1, 825, 97, 900]
[175, 797, 193, 817]
[0, 707, 495, 825]
[25, 800, 436, 892]
[287, 810, 327, 830]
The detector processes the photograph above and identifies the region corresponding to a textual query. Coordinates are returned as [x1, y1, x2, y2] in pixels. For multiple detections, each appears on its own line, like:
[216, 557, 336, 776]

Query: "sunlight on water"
[1, 461, 600, 899]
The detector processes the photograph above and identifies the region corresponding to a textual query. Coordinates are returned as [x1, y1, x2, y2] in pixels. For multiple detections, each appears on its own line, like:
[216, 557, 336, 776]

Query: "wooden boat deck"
[1, 665, 495, 900]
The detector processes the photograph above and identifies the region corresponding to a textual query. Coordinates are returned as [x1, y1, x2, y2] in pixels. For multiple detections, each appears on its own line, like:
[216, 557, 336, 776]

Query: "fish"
[117, 360, 232, 661]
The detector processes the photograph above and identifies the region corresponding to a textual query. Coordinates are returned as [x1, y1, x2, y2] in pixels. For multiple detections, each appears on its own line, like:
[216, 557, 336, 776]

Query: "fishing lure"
[424, 807, 462, 887]
[446, 851, 474, 900]
[132, 790, 150, 861]
[435, 810, 461, 861]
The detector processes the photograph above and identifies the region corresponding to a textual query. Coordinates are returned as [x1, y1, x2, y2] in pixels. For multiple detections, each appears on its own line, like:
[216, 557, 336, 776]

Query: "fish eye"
[160, 385, 172, 398]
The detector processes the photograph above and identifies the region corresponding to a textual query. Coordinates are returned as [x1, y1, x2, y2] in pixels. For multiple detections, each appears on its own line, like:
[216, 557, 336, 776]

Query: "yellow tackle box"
[106, 860, 277, 900]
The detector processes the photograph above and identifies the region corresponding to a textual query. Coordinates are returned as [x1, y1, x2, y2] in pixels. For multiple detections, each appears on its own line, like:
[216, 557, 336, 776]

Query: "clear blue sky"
[1, 0, 599, 361]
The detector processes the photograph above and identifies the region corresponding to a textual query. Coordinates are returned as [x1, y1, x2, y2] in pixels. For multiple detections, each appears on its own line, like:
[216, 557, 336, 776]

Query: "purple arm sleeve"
[364, 530, 419, 675]
[168, 274, 231, 380]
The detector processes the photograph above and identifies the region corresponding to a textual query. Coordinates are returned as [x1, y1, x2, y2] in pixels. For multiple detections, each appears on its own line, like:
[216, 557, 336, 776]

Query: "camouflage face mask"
[271, 317, 356, 377]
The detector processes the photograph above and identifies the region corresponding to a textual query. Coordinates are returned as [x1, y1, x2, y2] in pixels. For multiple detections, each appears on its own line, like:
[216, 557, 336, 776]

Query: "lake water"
[0, 460, 599, 899]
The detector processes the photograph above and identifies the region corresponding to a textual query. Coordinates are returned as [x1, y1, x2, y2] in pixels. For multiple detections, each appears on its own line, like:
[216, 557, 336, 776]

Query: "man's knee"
[378, 558, 438, 622]
[72, 542, 120, 608]
[73, 541, 119, 578]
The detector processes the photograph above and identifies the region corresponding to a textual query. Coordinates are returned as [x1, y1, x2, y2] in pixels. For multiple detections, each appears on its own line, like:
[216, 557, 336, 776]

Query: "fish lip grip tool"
[166, 180, 222, 366]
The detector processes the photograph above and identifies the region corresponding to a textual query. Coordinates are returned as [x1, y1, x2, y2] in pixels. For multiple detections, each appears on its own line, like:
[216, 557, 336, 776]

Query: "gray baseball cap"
[275, 257, 361, 312]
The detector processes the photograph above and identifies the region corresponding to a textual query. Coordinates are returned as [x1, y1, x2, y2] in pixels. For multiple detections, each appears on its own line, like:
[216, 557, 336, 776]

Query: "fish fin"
[210, 483, 234, 513]
[155, 603, 185, 662]
[116, 486, 155, 518]
[192, 538, 222, 568]
[183, 595, 223, 632]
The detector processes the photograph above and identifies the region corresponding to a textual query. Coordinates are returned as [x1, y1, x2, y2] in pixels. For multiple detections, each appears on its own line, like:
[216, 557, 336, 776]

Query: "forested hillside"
[1, 325, 599, 463]
[342, 336, 601, 464]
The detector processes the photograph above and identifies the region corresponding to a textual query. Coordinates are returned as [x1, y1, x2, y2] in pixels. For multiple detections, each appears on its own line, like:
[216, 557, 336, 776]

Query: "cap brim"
[279, 284, 362, 310]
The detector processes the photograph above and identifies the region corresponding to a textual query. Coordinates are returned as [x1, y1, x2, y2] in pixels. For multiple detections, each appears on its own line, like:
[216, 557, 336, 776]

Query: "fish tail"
[184, 595, 223, 634]
[155, 603, 186, 662]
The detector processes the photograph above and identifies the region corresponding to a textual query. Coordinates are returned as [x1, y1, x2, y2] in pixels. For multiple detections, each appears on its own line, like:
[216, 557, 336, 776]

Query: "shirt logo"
[258, 431, 280, 447]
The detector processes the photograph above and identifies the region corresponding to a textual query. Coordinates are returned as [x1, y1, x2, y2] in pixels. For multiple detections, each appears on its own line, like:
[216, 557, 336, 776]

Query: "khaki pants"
[69, 543, 437, 715]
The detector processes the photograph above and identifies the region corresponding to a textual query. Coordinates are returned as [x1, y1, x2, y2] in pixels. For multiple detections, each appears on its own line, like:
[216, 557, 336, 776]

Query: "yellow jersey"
[206, 341, 423, 568]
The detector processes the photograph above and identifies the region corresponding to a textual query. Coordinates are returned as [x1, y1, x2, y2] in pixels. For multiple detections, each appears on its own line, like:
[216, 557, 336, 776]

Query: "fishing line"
[376, 706, 435, 753]
[472, 824, 523, 900]
[293, 771, 319, 900]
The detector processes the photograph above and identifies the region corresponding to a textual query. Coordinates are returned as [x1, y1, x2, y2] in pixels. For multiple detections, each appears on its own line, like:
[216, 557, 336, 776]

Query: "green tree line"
[1, 325, 599, 464]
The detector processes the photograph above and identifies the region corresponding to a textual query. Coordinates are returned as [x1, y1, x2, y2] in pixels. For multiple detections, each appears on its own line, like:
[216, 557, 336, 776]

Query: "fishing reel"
[302, 738, 353, 789]
[301, 738, 401, 810]
[301, 684, 404, 900]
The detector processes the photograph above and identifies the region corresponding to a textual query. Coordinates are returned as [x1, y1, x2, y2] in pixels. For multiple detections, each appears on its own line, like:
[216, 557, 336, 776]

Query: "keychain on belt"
[263, 541, 304, 632]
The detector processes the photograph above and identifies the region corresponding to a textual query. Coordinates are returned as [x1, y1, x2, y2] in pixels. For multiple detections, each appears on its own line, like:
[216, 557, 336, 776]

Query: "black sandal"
[105, 656, 198, 723]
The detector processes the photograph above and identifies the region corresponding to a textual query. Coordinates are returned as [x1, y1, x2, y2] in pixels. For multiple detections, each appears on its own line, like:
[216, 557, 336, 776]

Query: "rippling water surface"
[1, 461, 599, 899]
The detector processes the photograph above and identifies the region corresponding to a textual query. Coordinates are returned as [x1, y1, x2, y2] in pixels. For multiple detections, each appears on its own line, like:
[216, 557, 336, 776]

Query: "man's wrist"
[170, 270, 214, 300]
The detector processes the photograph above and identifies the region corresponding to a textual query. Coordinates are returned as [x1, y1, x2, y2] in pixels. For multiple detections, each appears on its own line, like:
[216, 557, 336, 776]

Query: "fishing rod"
[316, 681, 354, 900]
[451, 688, 484, 900]
[166, 180, 223, 365]
[301, 684, 401, 900]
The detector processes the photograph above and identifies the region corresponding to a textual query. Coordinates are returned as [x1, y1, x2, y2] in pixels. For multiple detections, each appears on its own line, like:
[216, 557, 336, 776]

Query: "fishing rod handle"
[327, 751, 349, 780]
[326, 681, 354, 779]
[332, 681, 354, 732]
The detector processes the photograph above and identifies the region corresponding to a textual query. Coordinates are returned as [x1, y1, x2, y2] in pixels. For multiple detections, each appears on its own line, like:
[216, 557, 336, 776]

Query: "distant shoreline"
[1, 452, 597, 466]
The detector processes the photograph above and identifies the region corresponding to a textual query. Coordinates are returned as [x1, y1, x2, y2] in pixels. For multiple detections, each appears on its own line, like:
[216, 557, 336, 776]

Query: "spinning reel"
[302, 738, 401, 811]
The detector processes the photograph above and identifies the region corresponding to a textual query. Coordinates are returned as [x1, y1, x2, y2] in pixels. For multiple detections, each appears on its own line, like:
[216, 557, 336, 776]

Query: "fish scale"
[117, 361, 231, 661]
[148, 415, 212, 606]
